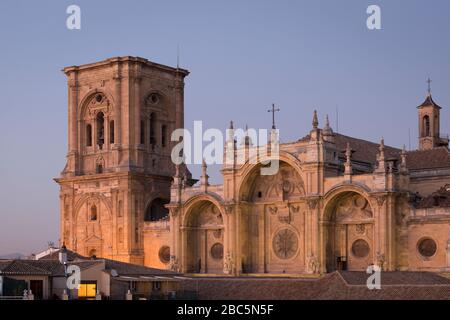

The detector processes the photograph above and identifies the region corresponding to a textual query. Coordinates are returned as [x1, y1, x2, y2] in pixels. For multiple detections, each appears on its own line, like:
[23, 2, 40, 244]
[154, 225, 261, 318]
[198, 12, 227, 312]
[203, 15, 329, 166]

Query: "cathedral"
[56, 56, 450, 275]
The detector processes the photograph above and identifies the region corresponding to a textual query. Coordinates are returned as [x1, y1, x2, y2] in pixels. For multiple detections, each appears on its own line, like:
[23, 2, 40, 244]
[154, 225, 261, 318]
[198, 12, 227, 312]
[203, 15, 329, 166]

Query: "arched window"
[96, 164, 103, 174]
[140, 120, 145, 144]
[144, 198, 169, 221]
[423, 115, 430, 137]
[109, 120, 114, 144]
[86, 124, 92, 147]
[161, 124, 167, 147]
[150, 113, 156, 147]
[96, 112, 105, 148]
[88, 249, 97, 258]
[90, 205, 97, 221]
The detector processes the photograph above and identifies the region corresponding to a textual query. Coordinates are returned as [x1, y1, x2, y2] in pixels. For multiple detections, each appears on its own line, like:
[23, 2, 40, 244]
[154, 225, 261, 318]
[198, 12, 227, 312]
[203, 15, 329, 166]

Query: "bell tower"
[56, 57, 189, 265]
[418, 79, 448, 150]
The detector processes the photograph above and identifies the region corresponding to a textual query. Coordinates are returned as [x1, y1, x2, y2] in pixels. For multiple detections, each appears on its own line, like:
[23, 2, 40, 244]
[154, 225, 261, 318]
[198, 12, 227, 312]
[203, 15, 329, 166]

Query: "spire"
[312, 110, 319, 129]
[427, 77, 432, 96]
[267, 104, 280, 129]
[229, 120, 234, 130]
[323, 114, 334, 137]
[400, 144, 408, 173]
[344, 142, 352, 178]
[200, 158, 209, 190]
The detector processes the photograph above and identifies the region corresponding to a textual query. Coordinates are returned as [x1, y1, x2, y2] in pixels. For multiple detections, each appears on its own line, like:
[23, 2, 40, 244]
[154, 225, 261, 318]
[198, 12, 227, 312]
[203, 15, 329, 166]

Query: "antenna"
[177, 43, 180, 69]
[335, 106, 339, 133]
[408, 128, 411, 151]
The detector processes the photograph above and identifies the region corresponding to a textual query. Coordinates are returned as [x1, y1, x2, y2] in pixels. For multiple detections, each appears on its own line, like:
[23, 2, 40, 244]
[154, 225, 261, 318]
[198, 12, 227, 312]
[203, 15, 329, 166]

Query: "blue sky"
[0, 0, 449, 255]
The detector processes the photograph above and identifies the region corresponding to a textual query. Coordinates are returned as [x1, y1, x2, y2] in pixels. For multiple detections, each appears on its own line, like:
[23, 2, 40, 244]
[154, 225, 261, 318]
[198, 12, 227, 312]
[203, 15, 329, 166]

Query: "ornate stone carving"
[376, 252, 385, 270]
[374, 195, 387, 207]
[169, 255, 180, 272]
[272, 229, 298, 259]
[268, 206, 278, 215]
[307, 254, 320, 274]
[307, 198, 319, 210]
[223, 252, 234, 274]
[335, 194, 372, 222]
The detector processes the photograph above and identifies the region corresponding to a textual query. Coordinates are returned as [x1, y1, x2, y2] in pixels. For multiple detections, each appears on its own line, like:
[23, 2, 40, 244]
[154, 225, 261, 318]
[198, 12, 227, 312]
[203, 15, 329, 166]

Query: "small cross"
[427, 77, 432, 95]
[267, 103, 280, 129]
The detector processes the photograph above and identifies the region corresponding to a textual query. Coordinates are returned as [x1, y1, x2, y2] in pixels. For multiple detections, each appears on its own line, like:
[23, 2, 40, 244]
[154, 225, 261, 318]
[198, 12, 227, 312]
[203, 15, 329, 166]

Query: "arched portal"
[184, 201, 224, 274]
[238, 161, 305, 273]
[324, 191, 374, 272]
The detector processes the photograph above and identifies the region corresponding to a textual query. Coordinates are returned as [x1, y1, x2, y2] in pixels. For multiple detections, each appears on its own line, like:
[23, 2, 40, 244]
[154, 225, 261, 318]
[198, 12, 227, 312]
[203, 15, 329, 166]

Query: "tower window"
[109, 121, 114, 144]
[144, 198, 169, 221]
[90, 205, 97, 221]
[96, 164, 103, 174]
[423, 115, 430, 137]
[96, 112, 105, 148]
[140, 120, 145, 144]
[86, 124, 92, 147]
[150, 113, 156, 147]
[161, 125, 167, 147]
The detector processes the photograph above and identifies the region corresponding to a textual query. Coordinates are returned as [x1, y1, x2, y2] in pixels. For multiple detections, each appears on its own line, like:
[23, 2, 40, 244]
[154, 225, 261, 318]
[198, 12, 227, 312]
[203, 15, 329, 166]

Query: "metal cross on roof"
[267, 103, 280, 129]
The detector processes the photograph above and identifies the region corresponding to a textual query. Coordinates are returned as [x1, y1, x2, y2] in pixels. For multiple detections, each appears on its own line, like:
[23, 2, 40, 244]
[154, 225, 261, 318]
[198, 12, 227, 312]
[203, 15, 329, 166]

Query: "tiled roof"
[103, 259, 179, 276]
[181, 271, 450, 300]
[339, 271, 450, 285]
[406, 147, 450, 170]
[0, 260, 51, 275]
[333, 134, 401, 166]
[418, 95, 441, 109]
[38, 249, 86, 261]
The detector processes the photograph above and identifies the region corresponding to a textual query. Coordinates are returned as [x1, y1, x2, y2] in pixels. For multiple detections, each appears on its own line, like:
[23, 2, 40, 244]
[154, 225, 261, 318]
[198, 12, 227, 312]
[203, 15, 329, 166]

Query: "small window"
[140, 120, 145, 144]
[90, 205, 97, 221]
[150, 113, 156, 147]
[109, 121, 114, 144]
[152, 281, 162, 291]
[144, 198, 169, 221]
[161, 125, 167, 147]
[423, 115, 430, 137]
[86, 124, 92, 147]
[96, 112, 105, 148]
[96, 164, 103, 174]
[78, 281, 97, 299]
[257, 191, 262, 198]
[159, 246, 171, 264]
[417, 238, 437, 258]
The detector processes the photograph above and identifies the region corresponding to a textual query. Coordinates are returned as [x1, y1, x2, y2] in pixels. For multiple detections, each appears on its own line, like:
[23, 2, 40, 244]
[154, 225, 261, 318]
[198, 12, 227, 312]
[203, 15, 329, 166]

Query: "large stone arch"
[237, 152, 305, 202]
[73, 194, 113, 258]
[321, 185, 375, 272]
[182, 196, 225, 274]
[78, 89, 115, 119]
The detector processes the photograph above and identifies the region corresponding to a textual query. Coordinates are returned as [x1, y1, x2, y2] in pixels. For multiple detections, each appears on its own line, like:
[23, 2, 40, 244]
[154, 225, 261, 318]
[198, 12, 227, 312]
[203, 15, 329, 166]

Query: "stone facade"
[57, 56, 450, 275]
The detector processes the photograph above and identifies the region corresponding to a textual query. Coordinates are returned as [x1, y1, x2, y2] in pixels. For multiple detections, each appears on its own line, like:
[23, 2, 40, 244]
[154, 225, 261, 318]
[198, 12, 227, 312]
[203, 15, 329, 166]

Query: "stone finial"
[376, 137, 386, 173]
[400, 144, 408, 173]
[229, 120, 234, 130]
[312, 110, 319, 129]
[200, 159, 209, 189]
[344, 142, 352, 177]
[323, 114, 334, 137]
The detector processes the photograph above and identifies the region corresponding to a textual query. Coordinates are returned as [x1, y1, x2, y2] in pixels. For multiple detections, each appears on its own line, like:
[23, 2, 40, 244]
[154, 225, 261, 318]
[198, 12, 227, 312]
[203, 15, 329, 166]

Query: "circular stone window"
[272, 229, 298, 260]
[417, 238, 437, 258]
[351, 239, 370, 258]
[210, 243, 224, 260]
[149, 93, 160, 105]
[158, 246, 170, 264]
[95, 94, 103, 103]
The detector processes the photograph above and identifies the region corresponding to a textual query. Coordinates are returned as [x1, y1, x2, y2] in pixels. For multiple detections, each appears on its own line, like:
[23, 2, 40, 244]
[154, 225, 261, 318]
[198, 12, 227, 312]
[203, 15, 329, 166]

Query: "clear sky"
[0, 0, 449, 255]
